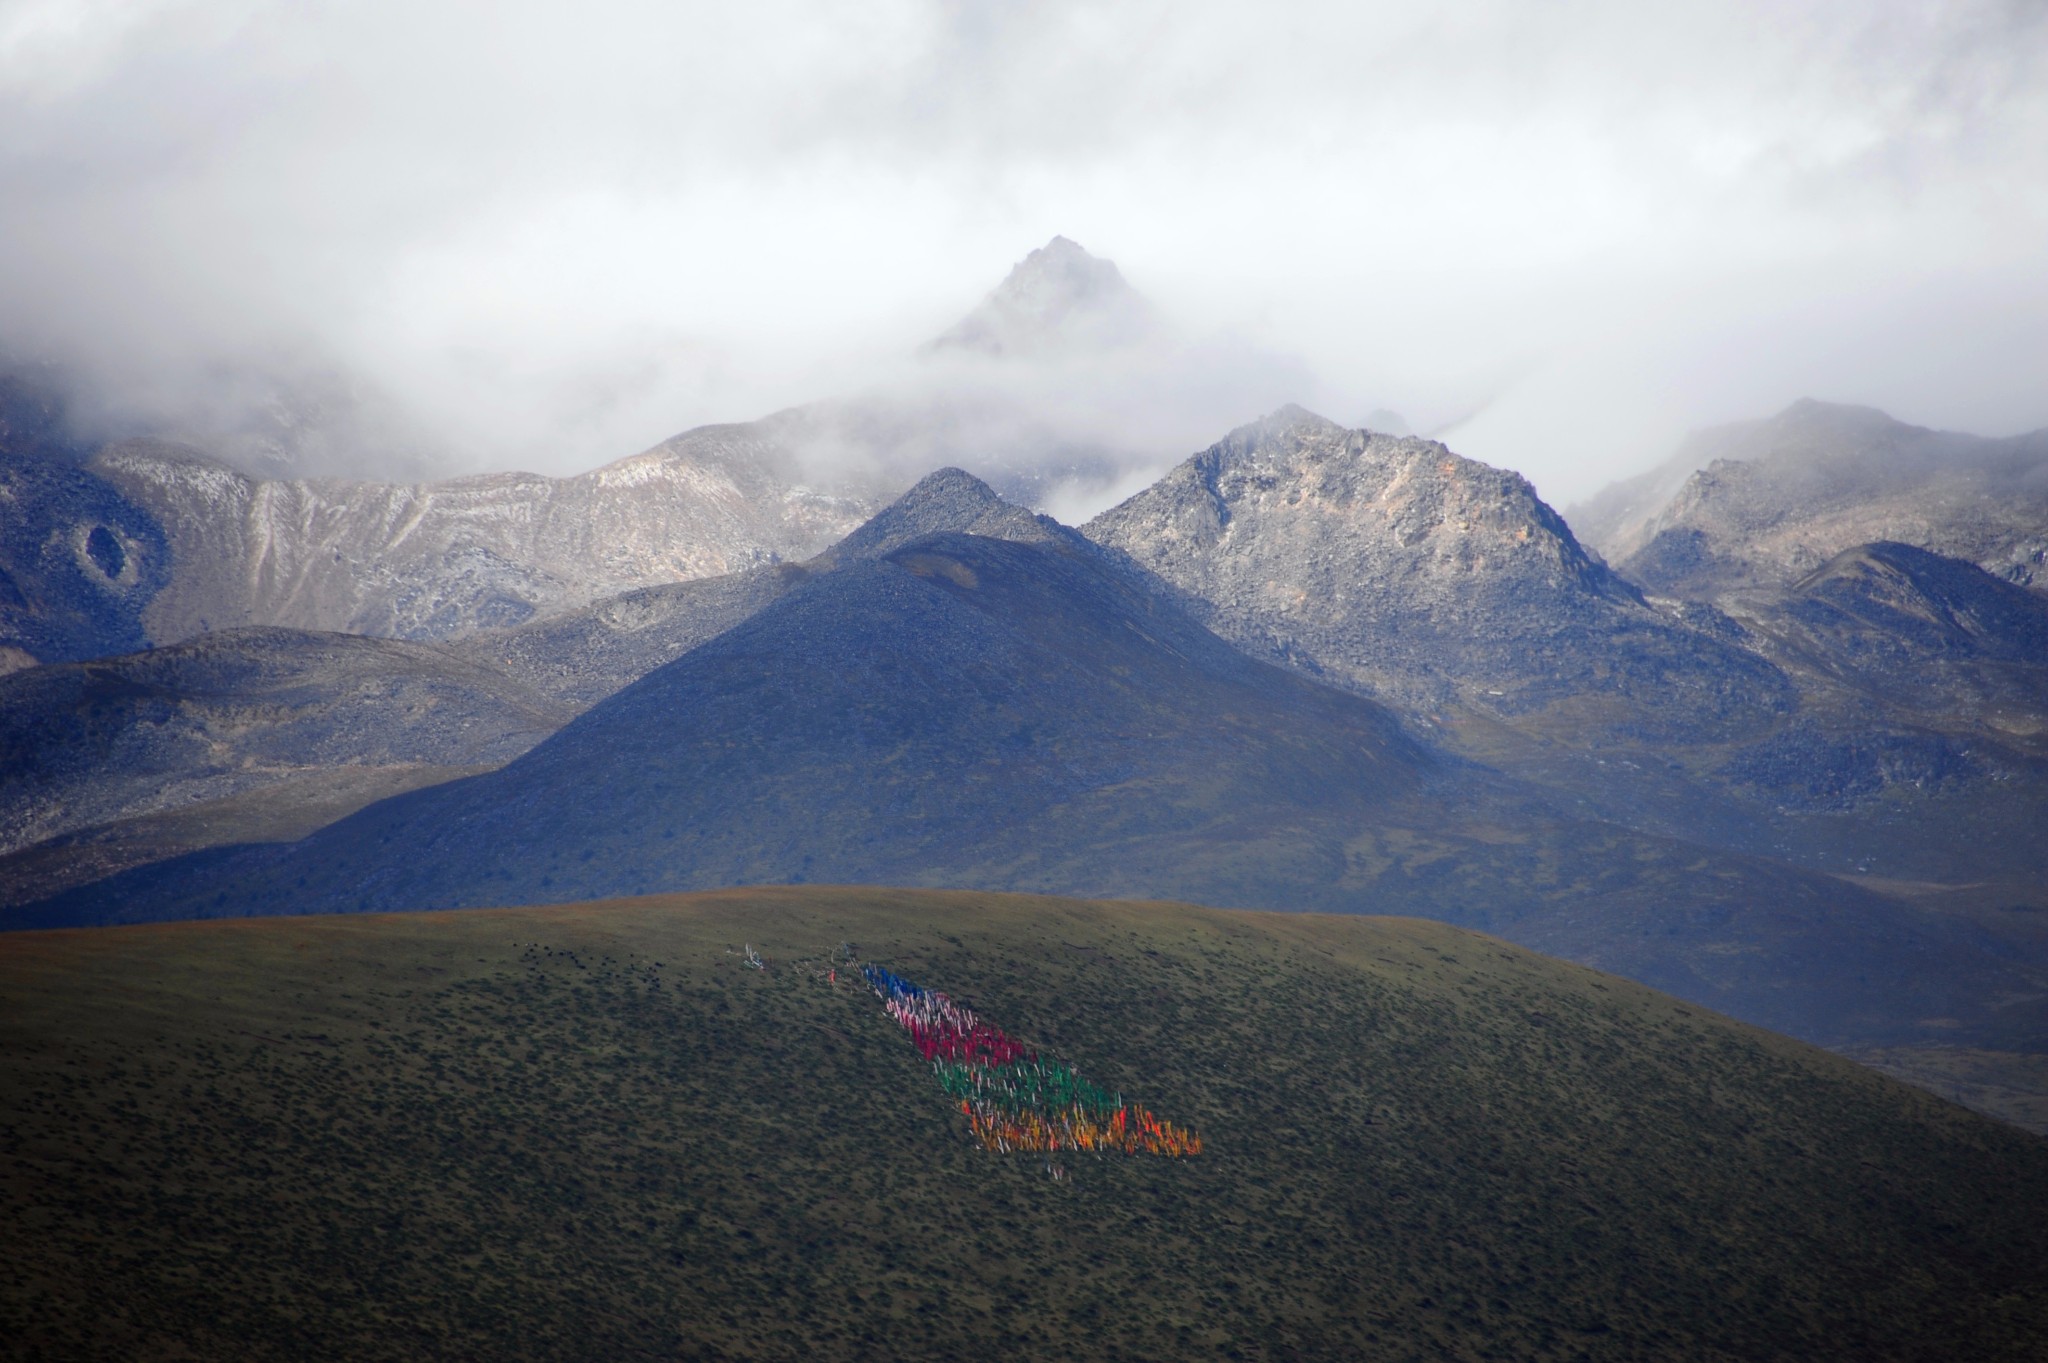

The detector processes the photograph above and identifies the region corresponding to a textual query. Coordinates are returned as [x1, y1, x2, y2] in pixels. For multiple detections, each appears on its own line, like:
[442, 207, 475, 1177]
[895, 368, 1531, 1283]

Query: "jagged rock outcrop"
[1736, 542, 2048, 726]
[75, 423, 880, 647]
[1571, 400, 2048, 599]
[1082, 405, 1793, 740]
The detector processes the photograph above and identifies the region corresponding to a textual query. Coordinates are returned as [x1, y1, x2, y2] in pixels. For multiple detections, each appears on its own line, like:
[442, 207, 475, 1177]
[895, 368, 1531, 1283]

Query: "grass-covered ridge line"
[3, 885, 2046, 1362]
[861, 962, 1201, 1161]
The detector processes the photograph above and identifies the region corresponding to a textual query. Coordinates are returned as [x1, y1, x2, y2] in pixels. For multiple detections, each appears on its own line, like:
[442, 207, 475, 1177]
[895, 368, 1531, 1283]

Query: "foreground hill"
[1570, 399, 2048, 599]
[3, 887, 2044, 1362]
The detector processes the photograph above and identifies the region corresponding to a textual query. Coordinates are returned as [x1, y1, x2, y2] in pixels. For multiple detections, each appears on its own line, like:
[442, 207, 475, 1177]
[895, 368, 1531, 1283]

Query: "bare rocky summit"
[1081, 405, 1791, 741]
[1572, 400, 2048, 600]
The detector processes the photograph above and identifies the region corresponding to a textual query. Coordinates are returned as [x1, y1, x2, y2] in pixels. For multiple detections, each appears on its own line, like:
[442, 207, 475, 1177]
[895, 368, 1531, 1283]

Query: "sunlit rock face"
[1082, 405, 1792, 741]
[1570, 399, 2048, 600]
[74, 424, 879, 647]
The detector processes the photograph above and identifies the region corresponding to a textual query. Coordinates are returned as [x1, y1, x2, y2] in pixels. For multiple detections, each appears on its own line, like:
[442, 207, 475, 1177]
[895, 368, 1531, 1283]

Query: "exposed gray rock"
[1689, 542, 2048, 819]
[812, 465, 1072, 562]
[1081, 404, 1793, 741]
[81, 423, 881, 647]
[449, 569, 801, 712]
[1571, 400, 2048, 598]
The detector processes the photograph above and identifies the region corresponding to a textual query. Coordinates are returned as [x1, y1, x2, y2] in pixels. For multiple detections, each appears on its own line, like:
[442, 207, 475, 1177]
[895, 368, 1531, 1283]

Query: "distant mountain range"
[0, 238, 1305, 670]
[17, 511, 2043, 1059]
[3, 239, 2046, 1126]
[1569, 398, 2048, 596]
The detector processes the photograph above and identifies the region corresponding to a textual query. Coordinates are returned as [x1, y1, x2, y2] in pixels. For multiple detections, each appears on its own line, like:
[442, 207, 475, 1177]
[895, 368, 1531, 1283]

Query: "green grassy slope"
[3, 887, 2045, 1362]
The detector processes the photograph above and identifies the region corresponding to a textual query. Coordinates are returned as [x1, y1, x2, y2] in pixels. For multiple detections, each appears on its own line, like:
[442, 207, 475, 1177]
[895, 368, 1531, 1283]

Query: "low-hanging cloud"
[2, 0, 2044, 506]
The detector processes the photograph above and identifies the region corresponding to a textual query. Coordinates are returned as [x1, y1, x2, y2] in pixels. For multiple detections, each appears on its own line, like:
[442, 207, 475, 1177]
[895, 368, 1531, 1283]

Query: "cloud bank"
[2, 0, 2044, 504]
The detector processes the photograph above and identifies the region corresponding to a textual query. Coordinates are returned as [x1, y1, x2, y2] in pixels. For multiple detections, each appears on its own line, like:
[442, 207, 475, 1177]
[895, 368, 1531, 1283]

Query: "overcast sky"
[3, 0, 2045, 507]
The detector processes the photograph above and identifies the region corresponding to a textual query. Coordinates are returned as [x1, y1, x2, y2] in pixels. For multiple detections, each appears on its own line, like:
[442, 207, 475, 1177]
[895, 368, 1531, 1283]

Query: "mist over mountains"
[9, 7, 2048, 1351]
[3, 235, 2047, 1132]
[1570, 398, 2048, 595]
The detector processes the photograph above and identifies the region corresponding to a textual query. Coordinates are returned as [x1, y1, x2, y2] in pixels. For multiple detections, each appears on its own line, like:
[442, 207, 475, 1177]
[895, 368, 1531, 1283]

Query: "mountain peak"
[923, 237, 1156, 359]
[814, 465, 1066, 564]
[1077, 415, 1785, 724]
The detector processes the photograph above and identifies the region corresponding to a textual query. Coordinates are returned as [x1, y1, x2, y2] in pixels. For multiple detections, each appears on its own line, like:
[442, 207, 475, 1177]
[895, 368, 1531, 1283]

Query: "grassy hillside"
[4, 887, 2045, 1362]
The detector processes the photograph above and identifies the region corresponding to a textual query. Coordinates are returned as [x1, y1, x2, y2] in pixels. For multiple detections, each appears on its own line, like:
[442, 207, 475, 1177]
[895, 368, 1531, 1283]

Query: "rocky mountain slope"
[0, 425, 878, 668]
[1727, 541, 2048, 745]
[8, 888, 2047, 1362]
[85, 425, 880, 647]
[1081, 405, 1794, 742]
[455, 466, 1077, 707]
[0, 237, 1293, 666]
[0, 468, 1100, 900]
[1570, 399, 2048, 599]
[1074, 407, 2048, 897]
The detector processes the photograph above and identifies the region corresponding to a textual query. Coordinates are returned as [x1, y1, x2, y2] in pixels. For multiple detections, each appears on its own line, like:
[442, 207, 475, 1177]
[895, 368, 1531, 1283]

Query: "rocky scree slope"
[30, 422, 881, 651]
[1680, 541, 2048, 880]
[1573, 399, 2048, 600]
[1082, 405, 1794, 743]
[1728, 541, 2048, 742]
